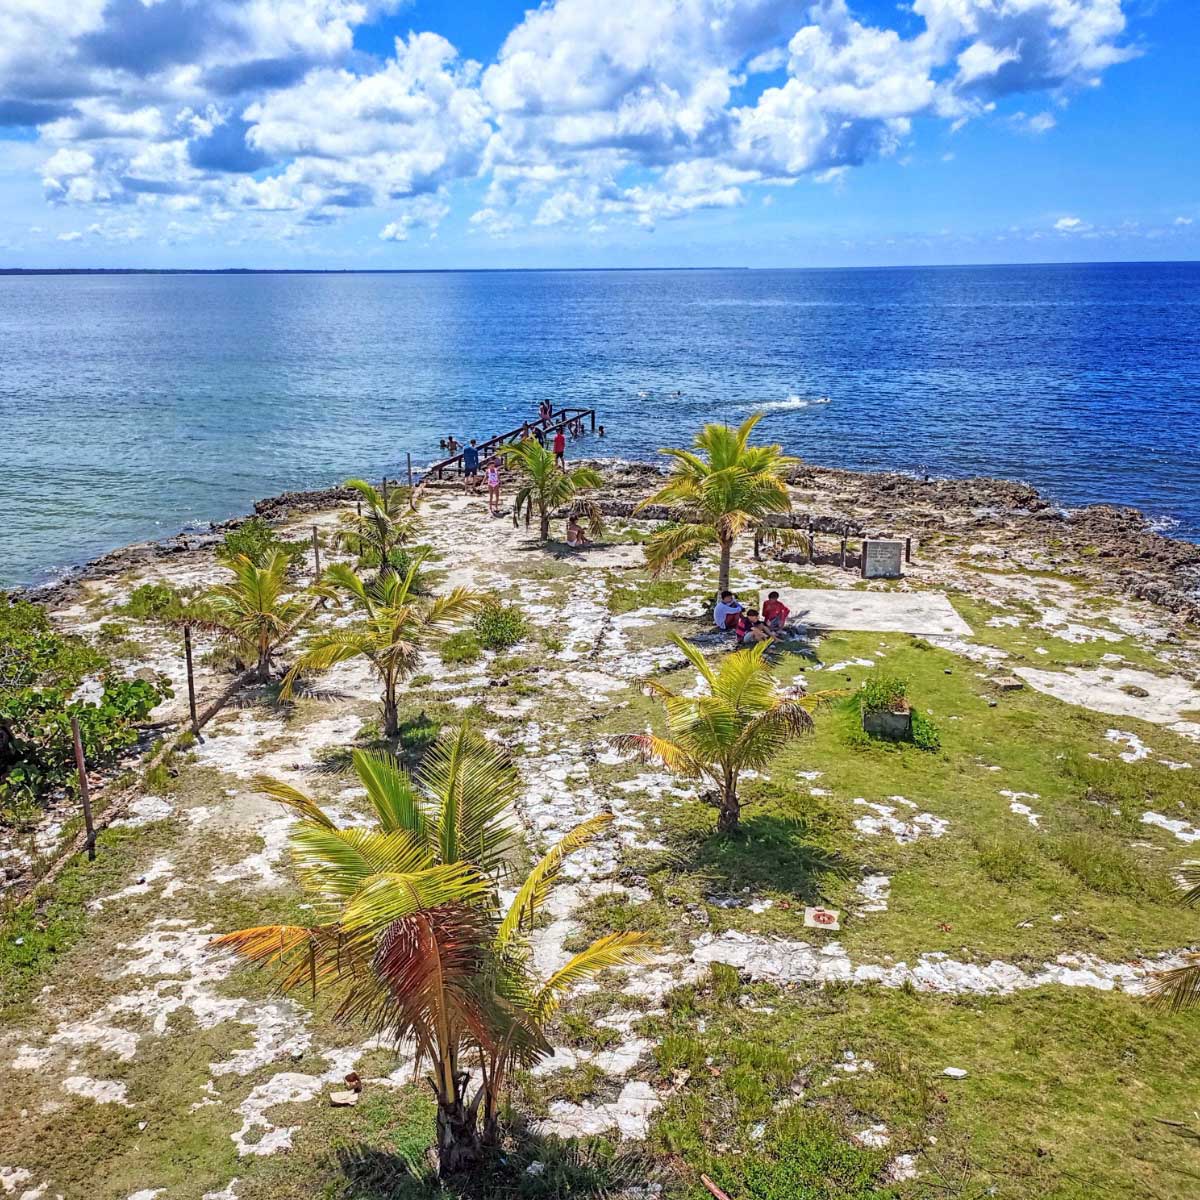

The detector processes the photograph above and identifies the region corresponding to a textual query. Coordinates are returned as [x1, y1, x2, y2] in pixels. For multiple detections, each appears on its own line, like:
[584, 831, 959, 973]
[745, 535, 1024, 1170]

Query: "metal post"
[311, 524, 321, 578]
[183, 625, 199, 738]
[905, 536, 912, 563]
[70, 715, 96, 861]
[407, 452, 413, 487]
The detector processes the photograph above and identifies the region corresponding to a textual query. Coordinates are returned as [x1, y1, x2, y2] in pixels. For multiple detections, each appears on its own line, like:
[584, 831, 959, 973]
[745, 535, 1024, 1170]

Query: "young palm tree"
[202, 550, 308, 681]
[615, 634, 831, 833]
[215, 724, 653, 1176]
[500, 438, 604, 541]
[1150, 864, 1200, 1011]
[637, 413, 798, 596]
[282, 555, 476, 737]
[337, 478, 423, 571]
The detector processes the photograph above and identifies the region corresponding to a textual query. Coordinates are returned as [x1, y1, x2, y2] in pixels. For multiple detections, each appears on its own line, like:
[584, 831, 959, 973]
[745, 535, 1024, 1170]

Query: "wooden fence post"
[905, 536, 912, 563]
[311, 524, 321, 578]
[407, 452, 413, 487]
[807, 531, 814, 564]
[356, 500, 363, 556]
[183, 625, 199, 738]
[70, 716, 97, 861]
[840, 537, 847, 569]
[382, 477, 389, 506]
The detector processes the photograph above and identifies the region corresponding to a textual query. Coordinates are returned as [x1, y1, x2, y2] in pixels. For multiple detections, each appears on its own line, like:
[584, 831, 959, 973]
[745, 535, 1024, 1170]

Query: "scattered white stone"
[853, 1124, 891, 1148]
[1141, 813, 1200, 843]
[886, 1153, 919, 1182]
[689, 930, 1191, 996]
[942, 1067, 969, 1079]
[852, 800, 948, 843]
[1000, 792, 1042, 828]
[201, 1182, 240, 1200]
[1107, 730, 1150, 763]
[111, 796, 173, 828]
[88, 858, 174, 911]
[539, 1079, 659, 1139]
[63, 1076, 131, 1105]
[855, 874, 891, 914]
[0, 1168, 32, 1195]
[823, 658, 875, 672]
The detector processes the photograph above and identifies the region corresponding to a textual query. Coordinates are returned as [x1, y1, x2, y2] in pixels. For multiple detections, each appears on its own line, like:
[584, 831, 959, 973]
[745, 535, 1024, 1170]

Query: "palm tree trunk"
[539, 507, 550, 540]
[256, 635, 271, 682]
[716, 766, 739, 832]
[436, 1098, 481, 1177]
[383, 677, 399, 737]
[718, 537, 733, 597]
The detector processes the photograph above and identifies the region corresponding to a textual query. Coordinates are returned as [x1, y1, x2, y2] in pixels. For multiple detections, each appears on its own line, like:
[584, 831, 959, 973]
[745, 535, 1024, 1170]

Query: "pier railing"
[426, 406, 597, 479]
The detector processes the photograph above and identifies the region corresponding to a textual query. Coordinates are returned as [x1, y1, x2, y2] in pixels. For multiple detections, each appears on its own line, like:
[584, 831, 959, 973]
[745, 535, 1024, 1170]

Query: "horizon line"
[1, 258, 1199, 277]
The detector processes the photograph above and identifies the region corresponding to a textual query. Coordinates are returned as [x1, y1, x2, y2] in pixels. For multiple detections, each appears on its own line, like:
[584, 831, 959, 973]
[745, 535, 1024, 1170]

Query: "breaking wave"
[751, 394, 832, 413]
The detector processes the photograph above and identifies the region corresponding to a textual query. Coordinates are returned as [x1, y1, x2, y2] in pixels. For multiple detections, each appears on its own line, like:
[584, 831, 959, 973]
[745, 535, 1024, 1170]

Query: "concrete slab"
[775, 588, 973, 638]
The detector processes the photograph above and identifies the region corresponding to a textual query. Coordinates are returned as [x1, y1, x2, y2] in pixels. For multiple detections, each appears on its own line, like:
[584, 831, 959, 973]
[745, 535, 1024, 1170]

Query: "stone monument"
[861, 539, 904, 579]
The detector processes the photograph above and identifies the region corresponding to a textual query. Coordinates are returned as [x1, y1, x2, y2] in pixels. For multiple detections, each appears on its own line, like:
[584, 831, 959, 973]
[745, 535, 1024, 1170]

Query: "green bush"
[910, 709, 941, 752]
[857, 672, 908, 714]
[473, 600, 529, 650]
[219, 517, 307, 570]
[383, 546, 431, 592]
[118, 582, 186, 623]
[440, 631, 482, 665]
[1, 598, 168, 823]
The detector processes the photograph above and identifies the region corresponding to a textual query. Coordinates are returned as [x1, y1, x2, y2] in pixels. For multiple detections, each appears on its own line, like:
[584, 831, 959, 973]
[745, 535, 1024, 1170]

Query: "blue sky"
[0, 0, 1196, 268]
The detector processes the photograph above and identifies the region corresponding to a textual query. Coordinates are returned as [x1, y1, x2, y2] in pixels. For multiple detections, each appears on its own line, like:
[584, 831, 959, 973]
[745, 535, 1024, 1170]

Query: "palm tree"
[1150, 864, 1200, 1011]
[500, 439, 604, 541]
[281, 555, 477, 737]
[202, 550, 308, 681]
[215, 724, 653, 1176]
[637, 413, 798, 596]
[615, 634, 831, 833]
[337, 478, 423, 572]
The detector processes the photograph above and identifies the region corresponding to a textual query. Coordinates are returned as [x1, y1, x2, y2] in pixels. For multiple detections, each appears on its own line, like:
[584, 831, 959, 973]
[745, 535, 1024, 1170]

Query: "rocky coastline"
[12, 458, 1200, 625]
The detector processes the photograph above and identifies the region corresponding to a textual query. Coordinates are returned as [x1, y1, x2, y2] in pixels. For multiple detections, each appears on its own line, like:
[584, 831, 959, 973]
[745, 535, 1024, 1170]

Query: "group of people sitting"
[713, 589, 793, 646]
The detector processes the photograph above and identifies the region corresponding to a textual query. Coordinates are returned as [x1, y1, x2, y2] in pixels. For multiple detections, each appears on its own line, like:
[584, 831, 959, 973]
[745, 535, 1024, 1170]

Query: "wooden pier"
[426, 405, 597, 479]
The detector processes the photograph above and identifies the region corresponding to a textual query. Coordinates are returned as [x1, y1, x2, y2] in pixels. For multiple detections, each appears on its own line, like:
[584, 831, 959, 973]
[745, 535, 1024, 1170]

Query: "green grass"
[439, 630, 481, 665]
[605, 575, 701, 615]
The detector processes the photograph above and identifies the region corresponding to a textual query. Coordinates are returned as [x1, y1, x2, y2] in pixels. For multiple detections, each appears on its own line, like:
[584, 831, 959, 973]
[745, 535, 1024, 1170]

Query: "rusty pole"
[70, 715, 97, 861]
[183, 625, 199, 738]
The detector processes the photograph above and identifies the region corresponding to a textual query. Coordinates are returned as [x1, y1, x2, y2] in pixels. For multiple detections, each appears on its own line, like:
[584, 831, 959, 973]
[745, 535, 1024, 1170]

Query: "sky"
[0, 0, 1196, 269]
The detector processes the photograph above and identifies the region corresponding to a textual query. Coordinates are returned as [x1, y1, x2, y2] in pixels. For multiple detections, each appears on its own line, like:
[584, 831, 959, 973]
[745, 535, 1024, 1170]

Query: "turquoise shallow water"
[1, 263, 1198, 588]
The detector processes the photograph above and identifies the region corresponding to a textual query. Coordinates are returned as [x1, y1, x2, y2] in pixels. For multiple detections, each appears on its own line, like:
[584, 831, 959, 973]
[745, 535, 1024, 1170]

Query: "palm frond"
[532, 932, 658, 1021]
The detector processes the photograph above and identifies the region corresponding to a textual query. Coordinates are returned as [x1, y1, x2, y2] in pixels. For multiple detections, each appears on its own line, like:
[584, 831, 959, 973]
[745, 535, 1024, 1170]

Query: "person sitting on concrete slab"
[762, 590, 791, 632]
[714, 591, 743, 631]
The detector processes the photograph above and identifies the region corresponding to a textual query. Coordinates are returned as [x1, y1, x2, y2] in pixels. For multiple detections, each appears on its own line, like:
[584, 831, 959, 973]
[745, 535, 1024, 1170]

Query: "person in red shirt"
[762, 591, 790, 632]
[552, 427, 566, 468]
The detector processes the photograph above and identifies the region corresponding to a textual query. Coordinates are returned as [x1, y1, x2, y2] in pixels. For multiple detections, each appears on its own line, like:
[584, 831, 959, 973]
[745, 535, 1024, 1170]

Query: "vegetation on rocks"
[501, 438, 604, 541]
[0, 598, 167, 823]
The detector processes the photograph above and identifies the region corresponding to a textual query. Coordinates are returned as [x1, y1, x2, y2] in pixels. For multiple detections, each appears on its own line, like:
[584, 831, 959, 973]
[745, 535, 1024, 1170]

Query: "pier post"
[590, 409, 596, 432]
[70, 716, 96, 862]
[183, 625, 199, 738]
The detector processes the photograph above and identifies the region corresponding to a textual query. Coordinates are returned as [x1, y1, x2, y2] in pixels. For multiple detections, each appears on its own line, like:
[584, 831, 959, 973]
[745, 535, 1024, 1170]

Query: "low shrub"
[117, 582, 186, 623]
[219, 517, 307, 570]
[910, 709, 942, 751]
[440, 631, 482, 665]
[857, 672, 908, 714]
[473, 600, 529, 650]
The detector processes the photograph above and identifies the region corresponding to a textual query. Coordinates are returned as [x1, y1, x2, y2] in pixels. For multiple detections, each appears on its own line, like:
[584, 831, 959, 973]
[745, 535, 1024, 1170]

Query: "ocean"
[2, 262, 1198, 589]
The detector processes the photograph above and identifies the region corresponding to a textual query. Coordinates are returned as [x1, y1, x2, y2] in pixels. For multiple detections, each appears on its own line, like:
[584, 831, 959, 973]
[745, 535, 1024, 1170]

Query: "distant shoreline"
[2, 260, 1198, 277]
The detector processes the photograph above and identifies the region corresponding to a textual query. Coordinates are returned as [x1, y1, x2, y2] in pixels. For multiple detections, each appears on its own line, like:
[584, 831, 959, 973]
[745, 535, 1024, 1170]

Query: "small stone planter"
[862, 702, 913, 740]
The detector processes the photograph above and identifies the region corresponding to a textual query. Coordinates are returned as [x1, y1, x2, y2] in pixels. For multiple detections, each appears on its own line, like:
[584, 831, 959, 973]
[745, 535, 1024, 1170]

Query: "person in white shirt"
[713, 591, 743, 632]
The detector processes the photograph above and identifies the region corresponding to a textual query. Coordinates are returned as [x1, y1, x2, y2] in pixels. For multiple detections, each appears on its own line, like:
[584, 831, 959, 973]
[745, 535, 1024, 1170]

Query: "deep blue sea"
[2, 263, 1198, 588]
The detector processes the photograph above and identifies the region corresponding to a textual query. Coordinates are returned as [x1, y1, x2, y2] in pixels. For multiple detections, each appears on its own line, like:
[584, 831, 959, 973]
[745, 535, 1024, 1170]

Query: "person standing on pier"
[462, 439, 480, 492]
[552, 425, 566, 469]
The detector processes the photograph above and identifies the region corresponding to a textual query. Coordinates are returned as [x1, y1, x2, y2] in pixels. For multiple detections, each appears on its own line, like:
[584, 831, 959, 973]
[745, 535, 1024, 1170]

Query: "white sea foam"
[752, 394, 831, 413]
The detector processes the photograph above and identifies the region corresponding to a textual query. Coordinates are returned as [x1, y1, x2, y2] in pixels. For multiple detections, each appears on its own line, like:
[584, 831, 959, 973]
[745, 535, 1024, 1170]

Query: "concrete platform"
[775, 588, 973, 638]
